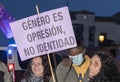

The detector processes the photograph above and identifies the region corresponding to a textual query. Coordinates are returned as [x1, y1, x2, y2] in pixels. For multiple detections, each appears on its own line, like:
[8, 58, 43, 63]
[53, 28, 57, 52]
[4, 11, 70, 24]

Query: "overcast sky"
[1, 0, 120, 19]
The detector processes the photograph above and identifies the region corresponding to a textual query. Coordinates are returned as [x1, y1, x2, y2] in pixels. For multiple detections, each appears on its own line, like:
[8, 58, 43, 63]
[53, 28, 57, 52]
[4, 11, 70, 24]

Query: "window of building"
[73, 24, 84, 43]
[88, 26, 95, 46]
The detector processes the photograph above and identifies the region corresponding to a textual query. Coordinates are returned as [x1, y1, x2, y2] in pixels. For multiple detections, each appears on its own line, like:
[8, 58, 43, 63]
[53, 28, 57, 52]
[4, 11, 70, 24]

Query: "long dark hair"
[89, 51, 118, 82]
[21, 55, 51, 82]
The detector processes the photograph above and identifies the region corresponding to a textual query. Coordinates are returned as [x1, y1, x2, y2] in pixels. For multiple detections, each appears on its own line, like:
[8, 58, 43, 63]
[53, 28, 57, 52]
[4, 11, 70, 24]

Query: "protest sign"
[10, 6, 77, 61]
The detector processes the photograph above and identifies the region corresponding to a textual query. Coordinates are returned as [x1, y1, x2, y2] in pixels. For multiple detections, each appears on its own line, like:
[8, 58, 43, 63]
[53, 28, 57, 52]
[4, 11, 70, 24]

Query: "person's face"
[89, 55, 102, 78]
[69, 47, 85, 65]
[31, 57, 44, 77]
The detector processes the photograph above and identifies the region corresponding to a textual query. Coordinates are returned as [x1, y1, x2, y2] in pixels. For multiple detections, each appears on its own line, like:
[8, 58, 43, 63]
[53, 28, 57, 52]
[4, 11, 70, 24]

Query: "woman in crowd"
[89, 51, 119, 82]
[21, 55, 51, 82]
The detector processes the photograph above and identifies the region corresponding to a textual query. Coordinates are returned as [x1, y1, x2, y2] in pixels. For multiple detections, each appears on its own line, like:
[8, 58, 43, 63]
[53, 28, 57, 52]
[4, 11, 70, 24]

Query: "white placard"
[10, 6, 77, 61]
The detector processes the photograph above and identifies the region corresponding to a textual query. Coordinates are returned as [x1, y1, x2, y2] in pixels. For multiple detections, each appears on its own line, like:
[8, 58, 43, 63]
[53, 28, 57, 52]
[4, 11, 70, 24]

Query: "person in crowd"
[54, 42, 91, 82]
[89, 51, 119, 82]
[0, 61, 12, 82]
[21, 55, 51, 82]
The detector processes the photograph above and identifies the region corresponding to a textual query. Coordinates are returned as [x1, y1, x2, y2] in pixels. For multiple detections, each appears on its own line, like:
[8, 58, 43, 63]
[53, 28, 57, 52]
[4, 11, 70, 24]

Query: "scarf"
[27, 73, 43, 82]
